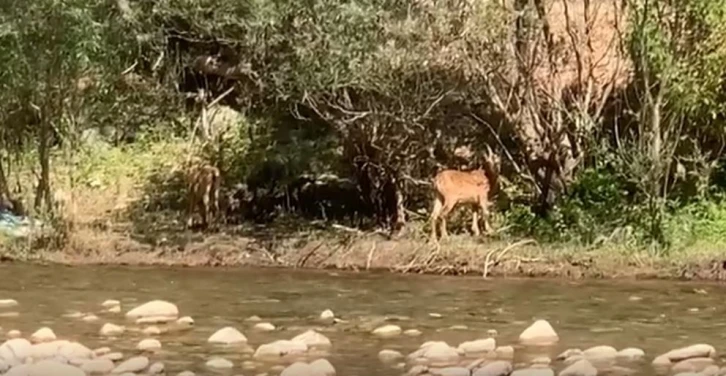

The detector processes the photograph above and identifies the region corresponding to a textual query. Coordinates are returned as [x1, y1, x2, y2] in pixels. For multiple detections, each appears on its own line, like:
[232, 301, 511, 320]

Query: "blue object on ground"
[0, 210, 36, 238]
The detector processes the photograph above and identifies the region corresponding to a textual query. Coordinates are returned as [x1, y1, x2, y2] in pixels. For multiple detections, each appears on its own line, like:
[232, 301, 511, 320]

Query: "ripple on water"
[0, 266, 724, 375]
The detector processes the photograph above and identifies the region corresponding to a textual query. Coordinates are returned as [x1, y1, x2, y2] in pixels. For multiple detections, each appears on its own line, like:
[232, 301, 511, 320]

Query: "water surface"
[0, 264, 724, 375]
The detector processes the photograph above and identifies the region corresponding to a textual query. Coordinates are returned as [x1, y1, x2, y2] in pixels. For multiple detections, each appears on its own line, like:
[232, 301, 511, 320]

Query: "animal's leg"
[186, 189, 195, 229]
[201, 188, 210, 229]
[439, 201, 455, 239]
[479, 198, 492, 235]
[429, 196, 444, 242]
[211, 174, 221, 227]
[471, 209, 481, 236]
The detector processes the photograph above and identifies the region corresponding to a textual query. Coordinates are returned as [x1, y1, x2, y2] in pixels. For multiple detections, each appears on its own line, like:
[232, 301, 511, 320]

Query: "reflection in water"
[0, 265, 723, 375]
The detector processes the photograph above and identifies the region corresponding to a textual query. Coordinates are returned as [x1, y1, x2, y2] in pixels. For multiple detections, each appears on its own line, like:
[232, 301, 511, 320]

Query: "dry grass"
[1, 138, 723, 281]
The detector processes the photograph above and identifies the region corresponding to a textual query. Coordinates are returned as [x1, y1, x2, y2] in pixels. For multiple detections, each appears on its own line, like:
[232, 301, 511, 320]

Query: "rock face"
[519, 320, 559, 346]
[207, 327, 247, 344]
[125, 300, 179, 319]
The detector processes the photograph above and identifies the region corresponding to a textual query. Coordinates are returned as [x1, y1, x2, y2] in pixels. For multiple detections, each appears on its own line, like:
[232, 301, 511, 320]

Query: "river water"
[0, 264, 724, 375]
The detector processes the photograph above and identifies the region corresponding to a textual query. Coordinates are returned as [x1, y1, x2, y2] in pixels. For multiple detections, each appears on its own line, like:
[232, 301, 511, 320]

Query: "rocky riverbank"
[29, 225, 726, 282]
[0, 298, 723, 376]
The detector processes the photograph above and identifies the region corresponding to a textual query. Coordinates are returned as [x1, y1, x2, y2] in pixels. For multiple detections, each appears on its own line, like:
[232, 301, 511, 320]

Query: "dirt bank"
[6, 221, 723, 282]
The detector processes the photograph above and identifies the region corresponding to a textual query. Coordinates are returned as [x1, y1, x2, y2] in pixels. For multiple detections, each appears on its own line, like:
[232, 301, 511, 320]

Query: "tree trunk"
[34, 120, 52, 213]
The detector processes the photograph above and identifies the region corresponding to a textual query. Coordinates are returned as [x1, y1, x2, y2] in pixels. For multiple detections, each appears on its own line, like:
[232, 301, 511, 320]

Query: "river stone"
[320, 309, 335, 320]
[135, 315, 176, 324]
[82, 314, 99, 322]
[0, 300, 18, 308]
[672, 357, 716, 373]
[616, 348, 645, 361]
[557, 349, 583, 360]
[655, 344, 716, 363]
[137, 338, 161, 351]
[605, 365, 636, 376]
[102, 299, 121, 308]
[100, 352, 124, 361]
[4, 364, 31, 376]
[6, 330, 21, 339]
[563, 354, 585, 366]
[430, 367, 470, 376]
[379, 349, 404, 362]
[93, 347, 111, 356]
[81, 358, 115, 374]
[29, 340, 70, 360]
[518, 320, 558, 346]
[28, 360, 84, 376]
[29, 327, 56, 343]
[253, 340, 308, 358]
[0, 338, 32, 365]
[142, 326, 162, 335]
[512, 368, 555, 376]
[372, 325, 402, 338]
[291, 330, 332, 347]
[583, 345, 617, 360]
[107, 305, 121, 313]
[176, 371, 195, 376]
[0, 360, 8, 373]
[472, 360, 512, 376]
[310, 359, 336, 376]
[458, 338, 496, 355]
[206, 357, 233, 369]
[559, 359, 597, 376]
[254, 322, 276, 331]
[491, 346, 513, 360]
[58, 342, 93, 361]
[177, 316, 194, 325]
[700, 365, 720, 376]
[112, 356, 149, 374]
[148, 361, 165, 374]
[125, 300, 179, 319]
[100, 323, 125, 336]
[531, 357, 551, 365]
[281, 362, 315, 376]
[404, 329, 423, 337]
[208, 327, 247, 344]
[408, 341, 460, 366]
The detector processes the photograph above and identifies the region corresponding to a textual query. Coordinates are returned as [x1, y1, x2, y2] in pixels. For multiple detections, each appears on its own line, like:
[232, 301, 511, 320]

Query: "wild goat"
[185, 162, 222, 230]
[429, 144, 501, 242]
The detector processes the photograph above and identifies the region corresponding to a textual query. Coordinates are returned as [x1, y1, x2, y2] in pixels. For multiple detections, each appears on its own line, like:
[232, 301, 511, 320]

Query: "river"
[0, 264, 723, 375]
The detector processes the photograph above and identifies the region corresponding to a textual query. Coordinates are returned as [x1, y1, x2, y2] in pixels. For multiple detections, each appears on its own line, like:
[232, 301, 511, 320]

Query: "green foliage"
[2, 0, 726, 256]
